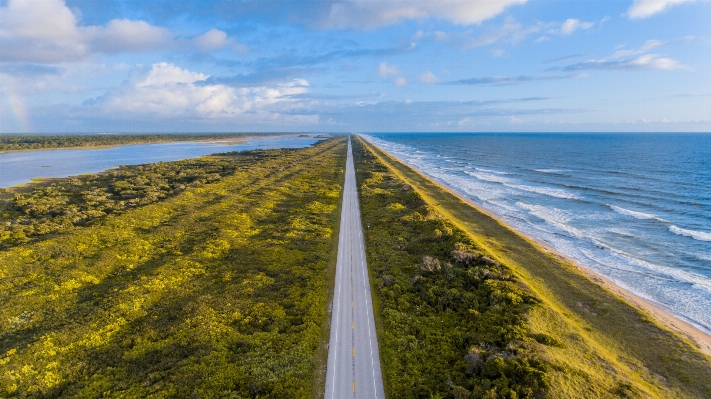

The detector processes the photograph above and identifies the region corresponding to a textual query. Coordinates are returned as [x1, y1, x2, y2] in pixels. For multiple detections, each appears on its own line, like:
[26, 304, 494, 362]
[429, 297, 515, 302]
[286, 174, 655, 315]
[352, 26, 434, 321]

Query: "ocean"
[363, 133, 711, 335]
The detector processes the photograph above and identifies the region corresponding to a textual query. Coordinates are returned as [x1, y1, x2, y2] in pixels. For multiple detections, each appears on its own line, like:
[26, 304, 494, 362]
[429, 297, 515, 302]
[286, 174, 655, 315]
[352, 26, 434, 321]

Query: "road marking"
[352, 347, 354, 356]
[352, 321, 354, 328]
[352, 381, 355, 392]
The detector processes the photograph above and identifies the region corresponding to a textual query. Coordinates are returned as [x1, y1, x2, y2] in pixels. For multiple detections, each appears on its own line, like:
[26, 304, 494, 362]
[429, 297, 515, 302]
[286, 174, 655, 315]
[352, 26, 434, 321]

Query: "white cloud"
[378, 62, 399, 77]
[0, 0, 86, 62]
[626, 54, 685, 69]
[560, 19, 595, 35]
[610, 39, 665, 58]
[86, 62, 311, 121]
[434, 31, 451, 41]
[193, 29, 228, 50]
[0, 0, 237, 63]
[85, 19, 172, 54]
[395, 77, 408, 86]
[463, 17, 548, 49]
[488, 49, 508, 57]
[321, 0, 527, 29]
[419, 71, 441, 83]
[192, 29, 237, 52]
[562, 54, 686, 71]
[554, 39, 688, 71]
[627, 0, 695, 19]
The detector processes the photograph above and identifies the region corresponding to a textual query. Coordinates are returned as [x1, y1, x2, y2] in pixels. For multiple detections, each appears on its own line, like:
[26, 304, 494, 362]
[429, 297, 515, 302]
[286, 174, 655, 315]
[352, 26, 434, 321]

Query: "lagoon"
[0, 134, 322, 188]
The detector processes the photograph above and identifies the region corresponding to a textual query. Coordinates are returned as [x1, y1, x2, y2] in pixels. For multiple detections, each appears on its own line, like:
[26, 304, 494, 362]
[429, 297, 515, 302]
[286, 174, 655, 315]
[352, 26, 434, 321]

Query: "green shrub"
[353, 138, 548, 399]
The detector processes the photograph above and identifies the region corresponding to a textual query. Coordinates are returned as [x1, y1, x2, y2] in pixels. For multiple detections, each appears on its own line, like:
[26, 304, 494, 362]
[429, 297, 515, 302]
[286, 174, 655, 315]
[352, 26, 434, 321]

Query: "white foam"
[670, 225, 711, 242]
[475, 167, 507, 174]
[535, 168, 566, 174]
[517, 202, 583, 237]
[609, 205, 660, 221]
[464, 171, 510, 184]
[508, 184, 581, 200]
[465, 172, 581, 200]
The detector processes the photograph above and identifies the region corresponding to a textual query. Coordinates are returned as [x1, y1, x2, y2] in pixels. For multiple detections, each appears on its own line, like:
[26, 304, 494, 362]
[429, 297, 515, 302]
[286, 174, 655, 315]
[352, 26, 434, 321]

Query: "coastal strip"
[359, 136, 711, 356]
[356, 135, 711, 398]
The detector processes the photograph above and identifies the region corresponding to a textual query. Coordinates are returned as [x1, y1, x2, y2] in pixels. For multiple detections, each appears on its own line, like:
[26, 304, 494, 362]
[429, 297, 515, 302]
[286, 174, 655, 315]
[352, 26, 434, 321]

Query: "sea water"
[363, 133, 711, 334]
[0, 134, 322, 188]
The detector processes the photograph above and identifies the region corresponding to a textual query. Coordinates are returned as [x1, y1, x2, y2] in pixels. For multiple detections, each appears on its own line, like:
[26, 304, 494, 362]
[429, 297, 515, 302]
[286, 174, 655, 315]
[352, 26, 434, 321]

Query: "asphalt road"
[325, 137, 386, 399]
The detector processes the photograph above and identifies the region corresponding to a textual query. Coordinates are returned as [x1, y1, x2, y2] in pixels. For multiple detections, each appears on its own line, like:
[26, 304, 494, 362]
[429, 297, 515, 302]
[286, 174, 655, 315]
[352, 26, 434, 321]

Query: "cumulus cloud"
[419, 71, 442, 83]
[85, 19, 172, 54]
[627, 0, 695, 19]
[560, 19, 595, 35]
[378, 62, 399, 77]
[85, 62, 312, 121]
[395, 77, 408, 86]
[192, 29, 248, 52]
[0, 0, 238, 63]
[0, 0, 87, 62]
[319, 0, 527, 29]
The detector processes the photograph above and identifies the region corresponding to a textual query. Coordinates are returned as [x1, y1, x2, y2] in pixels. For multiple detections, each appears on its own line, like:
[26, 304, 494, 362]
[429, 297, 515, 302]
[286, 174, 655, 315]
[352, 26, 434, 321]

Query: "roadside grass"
[355, 136, 711, 399]
[311, 142, 346, 399]
[0, 138, 346, 398]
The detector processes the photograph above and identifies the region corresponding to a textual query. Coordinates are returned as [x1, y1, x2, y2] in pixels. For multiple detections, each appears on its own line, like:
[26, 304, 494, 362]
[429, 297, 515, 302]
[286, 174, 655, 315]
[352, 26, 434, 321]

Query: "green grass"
[0, 138, 346, 398]
[355, 136, 711, 399]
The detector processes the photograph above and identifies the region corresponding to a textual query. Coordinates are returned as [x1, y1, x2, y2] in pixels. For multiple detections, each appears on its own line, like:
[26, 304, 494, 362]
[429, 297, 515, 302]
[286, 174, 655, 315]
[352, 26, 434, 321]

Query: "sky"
[0, 0, 709, 133]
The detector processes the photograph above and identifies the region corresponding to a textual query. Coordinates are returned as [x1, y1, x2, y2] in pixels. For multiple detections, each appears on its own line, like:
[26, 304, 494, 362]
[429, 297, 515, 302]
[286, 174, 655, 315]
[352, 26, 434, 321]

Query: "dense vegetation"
[356, 136, 711, 399]
[352, 138, 549, 398]
[0, 133, 258, 152]
[0, 138, 346, 397]
[0, 157, 254, 249]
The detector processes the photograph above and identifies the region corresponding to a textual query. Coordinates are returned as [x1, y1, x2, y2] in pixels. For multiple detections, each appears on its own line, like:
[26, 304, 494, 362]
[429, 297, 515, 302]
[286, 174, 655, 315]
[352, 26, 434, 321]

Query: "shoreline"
[0, 137, 252, 154]
[364, 137, 711, 356]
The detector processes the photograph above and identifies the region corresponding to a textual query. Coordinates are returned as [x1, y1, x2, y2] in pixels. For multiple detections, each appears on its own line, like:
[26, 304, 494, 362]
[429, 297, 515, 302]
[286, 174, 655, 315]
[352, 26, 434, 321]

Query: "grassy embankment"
[353, 136, 711, 398]
[0, 138, 346, 397]
[0, 133, 261, 152]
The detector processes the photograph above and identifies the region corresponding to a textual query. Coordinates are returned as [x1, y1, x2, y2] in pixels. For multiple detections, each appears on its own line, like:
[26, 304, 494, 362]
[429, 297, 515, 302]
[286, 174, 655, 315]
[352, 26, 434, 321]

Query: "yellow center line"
[352, 347, 355, 356]
[352, 381, 355, 392]
[352, 321, 354, 328]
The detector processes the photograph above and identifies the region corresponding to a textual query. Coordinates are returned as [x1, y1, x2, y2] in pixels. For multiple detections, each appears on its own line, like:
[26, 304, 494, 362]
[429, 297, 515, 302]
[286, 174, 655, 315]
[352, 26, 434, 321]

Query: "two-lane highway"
[325, 137, 385, 399]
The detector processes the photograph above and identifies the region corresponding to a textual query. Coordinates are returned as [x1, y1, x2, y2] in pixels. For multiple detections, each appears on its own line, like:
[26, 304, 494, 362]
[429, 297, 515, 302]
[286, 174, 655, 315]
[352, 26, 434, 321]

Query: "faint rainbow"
[1, 82, 32, 132]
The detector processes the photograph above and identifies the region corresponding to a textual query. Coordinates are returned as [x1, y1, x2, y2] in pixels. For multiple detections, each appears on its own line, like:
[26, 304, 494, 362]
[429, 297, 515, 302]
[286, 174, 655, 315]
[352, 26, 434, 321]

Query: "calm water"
[0, 135, 323, 188]
[364, 133, 711, 334]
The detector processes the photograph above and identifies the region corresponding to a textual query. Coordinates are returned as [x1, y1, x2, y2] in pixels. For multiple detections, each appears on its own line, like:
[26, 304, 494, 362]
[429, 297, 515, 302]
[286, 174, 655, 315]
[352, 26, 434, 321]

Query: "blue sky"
[0, 0, 709, 133]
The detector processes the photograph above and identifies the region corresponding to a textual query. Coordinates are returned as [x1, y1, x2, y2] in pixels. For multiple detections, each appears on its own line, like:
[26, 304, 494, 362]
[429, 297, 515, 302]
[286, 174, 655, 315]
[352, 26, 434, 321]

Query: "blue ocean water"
[364, 133, 711, 334]
[0, 135, 322, 188]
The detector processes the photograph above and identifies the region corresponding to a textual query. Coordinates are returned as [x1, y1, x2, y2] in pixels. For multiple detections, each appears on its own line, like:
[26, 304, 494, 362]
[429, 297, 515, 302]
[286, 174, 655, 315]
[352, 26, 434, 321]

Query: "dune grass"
[0, 138, 346, 398]
[355, 136, 711, 399]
